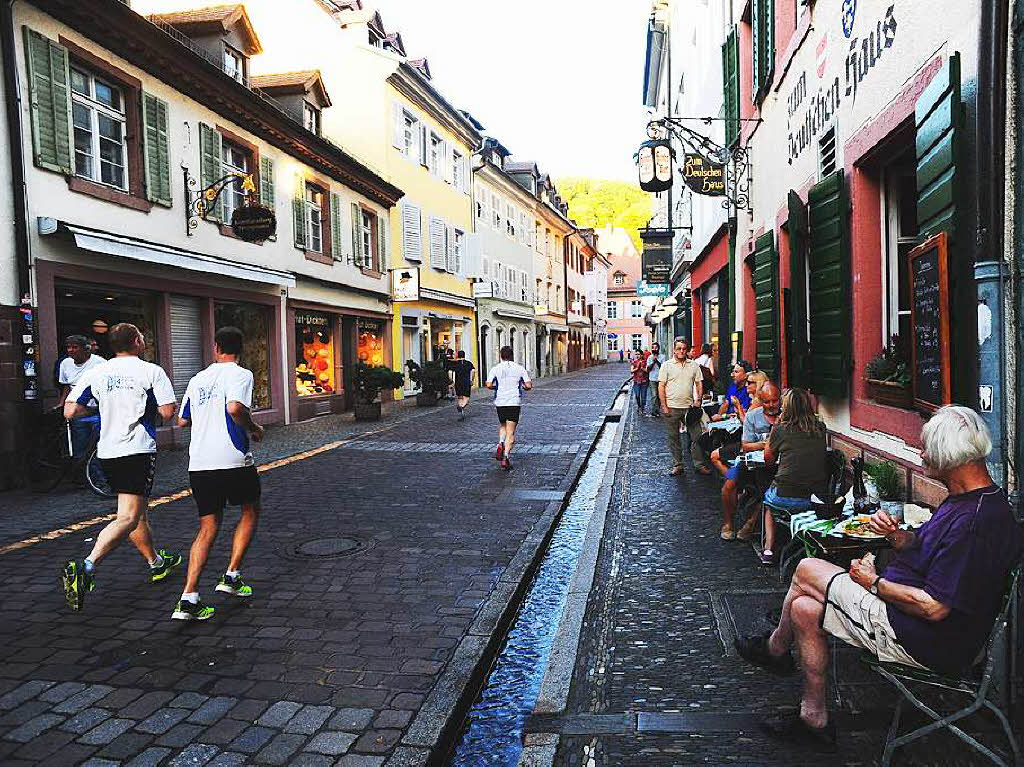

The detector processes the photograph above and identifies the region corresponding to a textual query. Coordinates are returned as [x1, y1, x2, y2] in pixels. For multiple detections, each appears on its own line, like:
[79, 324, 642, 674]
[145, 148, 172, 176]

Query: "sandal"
[720, 526, 736, 541]
[758, 549, 776, 566]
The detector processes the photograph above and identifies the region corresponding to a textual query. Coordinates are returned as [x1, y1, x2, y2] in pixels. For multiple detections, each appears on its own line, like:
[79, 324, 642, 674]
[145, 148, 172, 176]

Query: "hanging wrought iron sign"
[183, 166, 277, 240]
[231, 204, 277, 242]
[682, 153, 726, 196]
[637, 139, 675, 193]
[640, 228, 673, 284]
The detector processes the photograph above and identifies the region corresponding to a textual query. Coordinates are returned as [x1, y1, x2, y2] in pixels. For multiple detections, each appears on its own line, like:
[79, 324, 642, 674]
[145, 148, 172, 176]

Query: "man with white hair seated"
[734, 405, 1024, 750]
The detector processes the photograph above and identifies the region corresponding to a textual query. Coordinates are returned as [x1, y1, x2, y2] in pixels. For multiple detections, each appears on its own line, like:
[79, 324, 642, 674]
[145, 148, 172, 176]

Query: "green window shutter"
[751, 0, 761, 103]
[23, 28, 72, 174]
[786, 189, 809, 387]
[377, 214, 387, 272]
[721, 28, 739, 146]
[142, 93, 171, 206]
[351, 202, 363, 266]
[764, 0, 775, 88]
[915, 53, 962, 247]
[807, 170, 851, 398]
[330, 192, 343, 262]
[259, 156, 275, 209]
[752, 230, 779, 382]
[198, 123, 223, 222]
[292, 175, 307, 249]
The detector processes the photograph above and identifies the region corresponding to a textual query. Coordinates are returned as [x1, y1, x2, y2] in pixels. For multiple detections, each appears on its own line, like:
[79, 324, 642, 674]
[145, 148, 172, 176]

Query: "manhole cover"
[282, 536, 373, 560]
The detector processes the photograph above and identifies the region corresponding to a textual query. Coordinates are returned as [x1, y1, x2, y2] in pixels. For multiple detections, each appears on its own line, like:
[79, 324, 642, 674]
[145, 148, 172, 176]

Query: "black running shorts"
[100, 453, 156, 497]
[189, 466, 261, 517]
[496, 406, 521, 424]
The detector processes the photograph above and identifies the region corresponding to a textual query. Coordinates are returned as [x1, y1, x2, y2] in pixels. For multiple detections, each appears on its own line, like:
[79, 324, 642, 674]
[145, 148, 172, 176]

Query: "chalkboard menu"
[908, 233, 951, 412]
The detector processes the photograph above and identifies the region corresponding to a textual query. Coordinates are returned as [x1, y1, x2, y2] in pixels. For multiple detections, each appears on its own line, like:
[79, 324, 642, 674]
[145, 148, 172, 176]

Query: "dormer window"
[223, 45, 245, 83]
[303, 102, 321, 135]
[613, 272, 625, 286]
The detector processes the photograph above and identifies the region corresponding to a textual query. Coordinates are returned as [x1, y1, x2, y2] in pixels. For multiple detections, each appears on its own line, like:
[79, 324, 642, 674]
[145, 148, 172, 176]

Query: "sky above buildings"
[369, 0, 650, 183]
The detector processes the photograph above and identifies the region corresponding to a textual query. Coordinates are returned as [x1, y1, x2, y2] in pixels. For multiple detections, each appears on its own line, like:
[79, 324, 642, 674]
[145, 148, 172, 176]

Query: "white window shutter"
[401, 201, 422, 262]
[419, 125, 428, 166]
[445, 224, 455, 272]
[444, 142, 454, 185]
[391, 103, 404, 150]
[462, 156, 471, 194]
[429, 216, 446, 269]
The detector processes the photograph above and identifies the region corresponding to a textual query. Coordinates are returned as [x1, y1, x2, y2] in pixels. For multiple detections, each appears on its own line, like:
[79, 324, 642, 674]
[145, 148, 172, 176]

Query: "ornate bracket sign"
[183, 167, 276, 240]
[682, 154, 726, 196]
[640, 228, 673, 284]
[231, 205, 277, 243]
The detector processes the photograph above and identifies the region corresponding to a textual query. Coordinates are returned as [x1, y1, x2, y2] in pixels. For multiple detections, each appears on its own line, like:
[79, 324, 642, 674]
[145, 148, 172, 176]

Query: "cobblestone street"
[549, 400, 1016, 766]
[0, 366, 626, 766]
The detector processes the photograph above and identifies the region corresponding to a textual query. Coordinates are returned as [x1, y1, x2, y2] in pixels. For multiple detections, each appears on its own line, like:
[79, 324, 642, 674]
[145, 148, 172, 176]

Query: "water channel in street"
[448, 390, 624, 765]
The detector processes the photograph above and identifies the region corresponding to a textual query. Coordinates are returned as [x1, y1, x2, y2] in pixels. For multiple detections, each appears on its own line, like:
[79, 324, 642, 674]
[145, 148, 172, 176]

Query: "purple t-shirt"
[883, 486, 1023, 674]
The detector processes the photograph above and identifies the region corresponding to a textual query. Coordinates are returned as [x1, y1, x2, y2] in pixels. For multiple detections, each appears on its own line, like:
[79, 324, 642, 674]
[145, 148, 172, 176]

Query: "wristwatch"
[869, 576, 882, 596]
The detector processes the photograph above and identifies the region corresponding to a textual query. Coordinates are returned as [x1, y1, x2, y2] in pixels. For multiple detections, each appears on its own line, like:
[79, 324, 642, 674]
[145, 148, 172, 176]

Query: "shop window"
[305, 184, 325, 254]
[295, 312, 335, 397]
[215, 301, 272, 410]
[303, 101, 321, 135]
[71, 66, 128, 190]
[55, 281, 159, 366]
[221, 140, 251, 223]
[883, 151, 920, 343]
[357, 319, 386, 366]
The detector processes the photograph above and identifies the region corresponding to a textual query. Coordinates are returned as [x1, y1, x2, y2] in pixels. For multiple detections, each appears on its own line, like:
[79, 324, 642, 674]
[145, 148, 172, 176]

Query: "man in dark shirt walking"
[449, 350, 475, 420]
[735, 405, 1024, 750]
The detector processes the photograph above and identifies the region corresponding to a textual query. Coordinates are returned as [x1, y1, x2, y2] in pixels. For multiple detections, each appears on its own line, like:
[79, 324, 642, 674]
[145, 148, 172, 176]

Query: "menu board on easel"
[908, 232, 951, 412]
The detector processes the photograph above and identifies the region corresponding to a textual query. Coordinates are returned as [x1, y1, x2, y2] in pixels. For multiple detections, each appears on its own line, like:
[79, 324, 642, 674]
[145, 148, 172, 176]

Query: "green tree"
[556, 178, 653, 251]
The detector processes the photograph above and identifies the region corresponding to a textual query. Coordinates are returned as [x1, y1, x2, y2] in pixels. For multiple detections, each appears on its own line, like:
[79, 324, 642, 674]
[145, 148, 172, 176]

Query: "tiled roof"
[148, 4, 243, 27]
[251, 70, 319, 89]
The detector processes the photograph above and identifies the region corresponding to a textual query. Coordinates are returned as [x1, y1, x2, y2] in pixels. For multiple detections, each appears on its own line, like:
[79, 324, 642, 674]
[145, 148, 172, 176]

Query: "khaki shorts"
[821, 573, 925, 668]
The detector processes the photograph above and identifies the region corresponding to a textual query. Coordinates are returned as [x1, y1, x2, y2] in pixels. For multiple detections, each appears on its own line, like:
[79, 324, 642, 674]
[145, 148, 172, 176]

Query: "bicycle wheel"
[85, 449, 114, 498]
[28, 426, 71, 493]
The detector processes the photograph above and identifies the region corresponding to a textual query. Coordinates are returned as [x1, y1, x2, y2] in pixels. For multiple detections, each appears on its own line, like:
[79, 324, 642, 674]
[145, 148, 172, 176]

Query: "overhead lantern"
[637, 138, 675, 193]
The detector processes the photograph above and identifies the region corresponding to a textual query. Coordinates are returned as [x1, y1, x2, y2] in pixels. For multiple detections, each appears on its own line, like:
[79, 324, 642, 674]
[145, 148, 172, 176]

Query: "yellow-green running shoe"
[171, 599, 215, 621]
[215, 574, 253, 597]
[61, 559, 94, 611]
[149, 549, 183, 583]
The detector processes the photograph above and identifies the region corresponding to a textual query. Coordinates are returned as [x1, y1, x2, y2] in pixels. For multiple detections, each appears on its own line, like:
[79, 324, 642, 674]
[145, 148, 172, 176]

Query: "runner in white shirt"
[174, 326, 265, 621]
[57, 334, 105, 459]
[61, 323, 182, 612]
[485, 345, 533, 471]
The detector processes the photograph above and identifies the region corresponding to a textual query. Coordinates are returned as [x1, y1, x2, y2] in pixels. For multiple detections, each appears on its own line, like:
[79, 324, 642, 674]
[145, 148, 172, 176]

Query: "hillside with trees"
[557, 178, 653, 251]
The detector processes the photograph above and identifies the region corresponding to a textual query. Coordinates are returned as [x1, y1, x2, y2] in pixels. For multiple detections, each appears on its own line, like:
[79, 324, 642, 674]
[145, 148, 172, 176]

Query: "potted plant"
[864, 334, 912, 408]
[405, 359, 449, 406]
[353, 364, 404, 421]
[865, 459, 904, 520]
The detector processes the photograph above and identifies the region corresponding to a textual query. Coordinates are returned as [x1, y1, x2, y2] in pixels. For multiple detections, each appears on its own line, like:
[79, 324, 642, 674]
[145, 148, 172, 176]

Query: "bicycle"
[27, 409, 113, 497]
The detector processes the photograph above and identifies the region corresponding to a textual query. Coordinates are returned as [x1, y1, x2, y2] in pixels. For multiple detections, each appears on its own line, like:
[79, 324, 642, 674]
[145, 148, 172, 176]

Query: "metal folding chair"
[863, 567, 1022, 767]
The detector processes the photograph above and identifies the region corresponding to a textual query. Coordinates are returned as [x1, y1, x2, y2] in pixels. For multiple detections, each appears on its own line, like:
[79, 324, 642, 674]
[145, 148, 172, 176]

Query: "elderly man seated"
[735, 405, 1024, 750]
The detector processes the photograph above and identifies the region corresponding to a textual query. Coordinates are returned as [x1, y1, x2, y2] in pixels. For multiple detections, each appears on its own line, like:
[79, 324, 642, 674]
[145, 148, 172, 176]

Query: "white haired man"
[735, 405, 1023, 750]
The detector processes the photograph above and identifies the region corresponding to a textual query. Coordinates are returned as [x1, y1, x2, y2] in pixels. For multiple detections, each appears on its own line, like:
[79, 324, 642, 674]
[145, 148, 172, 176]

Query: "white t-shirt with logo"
[181, 362, 255, 472]
[490, 361, 532, 407]
[59, 354, 106, 406]
[68, 356, 176, 459]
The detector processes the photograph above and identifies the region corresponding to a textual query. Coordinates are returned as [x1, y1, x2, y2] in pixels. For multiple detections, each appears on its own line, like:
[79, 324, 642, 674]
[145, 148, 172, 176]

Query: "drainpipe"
[975, 0, 1009, 489]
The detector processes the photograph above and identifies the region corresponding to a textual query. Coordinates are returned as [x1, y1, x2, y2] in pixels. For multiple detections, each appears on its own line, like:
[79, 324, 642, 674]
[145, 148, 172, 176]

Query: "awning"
[495, 309, 534, 321]
[46, 220, 296, 288]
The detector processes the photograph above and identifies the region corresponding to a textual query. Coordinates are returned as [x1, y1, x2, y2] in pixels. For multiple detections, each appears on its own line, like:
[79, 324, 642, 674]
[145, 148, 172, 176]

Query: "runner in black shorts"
[449, 350, 475, 420]
[486, 345, 532, 471]
[174, 327, 264, 621]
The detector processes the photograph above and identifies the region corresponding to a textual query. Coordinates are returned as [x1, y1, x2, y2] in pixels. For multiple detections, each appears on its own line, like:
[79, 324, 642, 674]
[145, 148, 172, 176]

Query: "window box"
[866, 378, 913, 410]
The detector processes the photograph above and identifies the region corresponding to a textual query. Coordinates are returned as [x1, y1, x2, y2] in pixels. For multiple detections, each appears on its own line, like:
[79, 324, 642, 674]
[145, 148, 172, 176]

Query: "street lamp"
[637, 123, 675, 193]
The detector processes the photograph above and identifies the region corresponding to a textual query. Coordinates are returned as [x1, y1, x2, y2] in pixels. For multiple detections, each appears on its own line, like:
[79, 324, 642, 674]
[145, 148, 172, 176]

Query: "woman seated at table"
[760, 388, 828, 565]
[710, 368, 767, 477]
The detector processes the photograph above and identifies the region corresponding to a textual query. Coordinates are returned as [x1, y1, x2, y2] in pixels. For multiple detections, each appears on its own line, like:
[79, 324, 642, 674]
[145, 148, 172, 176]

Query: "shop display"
[56, 282, 159, 364]
[357, 319, 385, 367]
[215, 302, 271, 410]
[295, 312, 334, 396]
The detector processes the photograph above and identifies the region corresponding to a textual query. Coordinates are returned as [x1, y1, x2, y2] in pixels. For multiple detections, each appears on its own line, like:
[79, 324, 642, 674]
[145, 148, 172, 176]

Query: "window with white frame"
[631, 334, 643, 351]
[429, 132, 443, 177]
[613, 271, 625, 285]
[535, 223, 543, 252]
[520, 271, 529, 303]
[453, 228, 464, 272]
[71, 66, 127, 189]
[629, 300, 643, 318]
[305, 184, 324, 253]
[882, 151, 919, 344]
[402, 112, 417, 157]
[303, 102, 320, 135]
[475, 187, 486, 221]
[492, 194, 502, 230]
[221, 140, 250, 223]
[607, 335, 619, 352]
[223, 45, 244, 83]
[506, 203, 516, 239]
[452, 150, 464, 190]
[360, 208, 375, 268]
[607, 300, 618, 319]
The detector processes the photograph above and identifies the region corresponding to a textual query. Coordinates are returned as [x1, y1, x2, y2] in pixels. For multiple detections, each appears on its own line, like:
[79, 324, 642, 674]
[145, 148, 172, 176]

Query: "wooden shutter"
[764, 0, 775, 89]
[292, 174, 307, 249]
[751, 0, 761, 103]
[24, 28, 72, 174]
[401, 202, 422, 262]
[806, 170, 851, 398]
[721, 28, 739, 146]
[391, 103, 404, 150]
[259, 156, 275, 208]
[199, 123, 223, 222]
[752, 231, 779, 382]
[142, 93, 171, 206]
[350, 202, 364, 266]
[429, 216, 446, 269]
[916, 53, 962, 247]
[786, 189, 810, 387]
[377, 213, 387, 272]
[329, 193, 343, 262]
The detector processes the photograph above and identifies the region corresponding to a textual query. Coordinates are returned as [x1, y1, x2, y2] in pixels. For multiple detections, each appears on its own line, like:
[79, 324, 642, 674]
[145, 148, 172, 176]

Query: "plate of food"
[835, 516, 885, 539]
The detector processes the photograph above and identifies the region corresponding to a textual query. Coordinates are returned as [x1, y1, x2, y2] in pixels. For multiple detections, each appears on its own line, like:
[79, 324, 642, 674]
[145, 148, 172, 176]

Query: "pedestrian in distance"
[659, 339, 704, 476]
[173, 326, 265, 621]
[449, 350, 475, 420]
[486, 345, 532, 471]
[618, 348, 624, 363]
[630, 351, 650, 412]
[61, 323, 182, 611]
[646, 342, 663, 417]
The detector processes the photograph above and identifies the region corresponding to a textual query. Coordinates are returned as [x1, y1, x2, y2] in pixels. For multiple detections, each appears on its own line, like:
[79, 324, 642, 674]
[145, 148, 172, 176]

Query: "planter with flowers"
[864, 335, 912, 409]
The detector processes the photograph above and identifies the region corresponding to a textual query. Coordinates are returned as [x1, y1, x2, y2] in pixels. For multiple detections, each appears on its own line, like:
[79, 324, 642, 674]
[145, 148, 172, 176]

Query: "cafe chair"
[863, 567, 1021, 767]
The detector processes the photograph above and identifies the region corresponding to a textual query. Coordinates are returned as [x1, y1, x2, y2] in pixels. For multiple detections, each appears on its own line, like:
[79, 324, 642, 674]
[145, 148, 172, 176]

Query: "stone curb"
[517, 383, 633, 767]
[397, 376, 626, 765]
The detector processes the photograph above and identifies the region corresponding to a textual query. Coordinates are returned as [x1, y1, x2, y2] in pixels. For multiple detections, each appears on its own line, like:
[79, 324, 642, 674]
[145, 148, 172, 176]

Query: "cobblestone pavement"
[551, 402, 1016, 766]
[0, 366, 627, 766]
